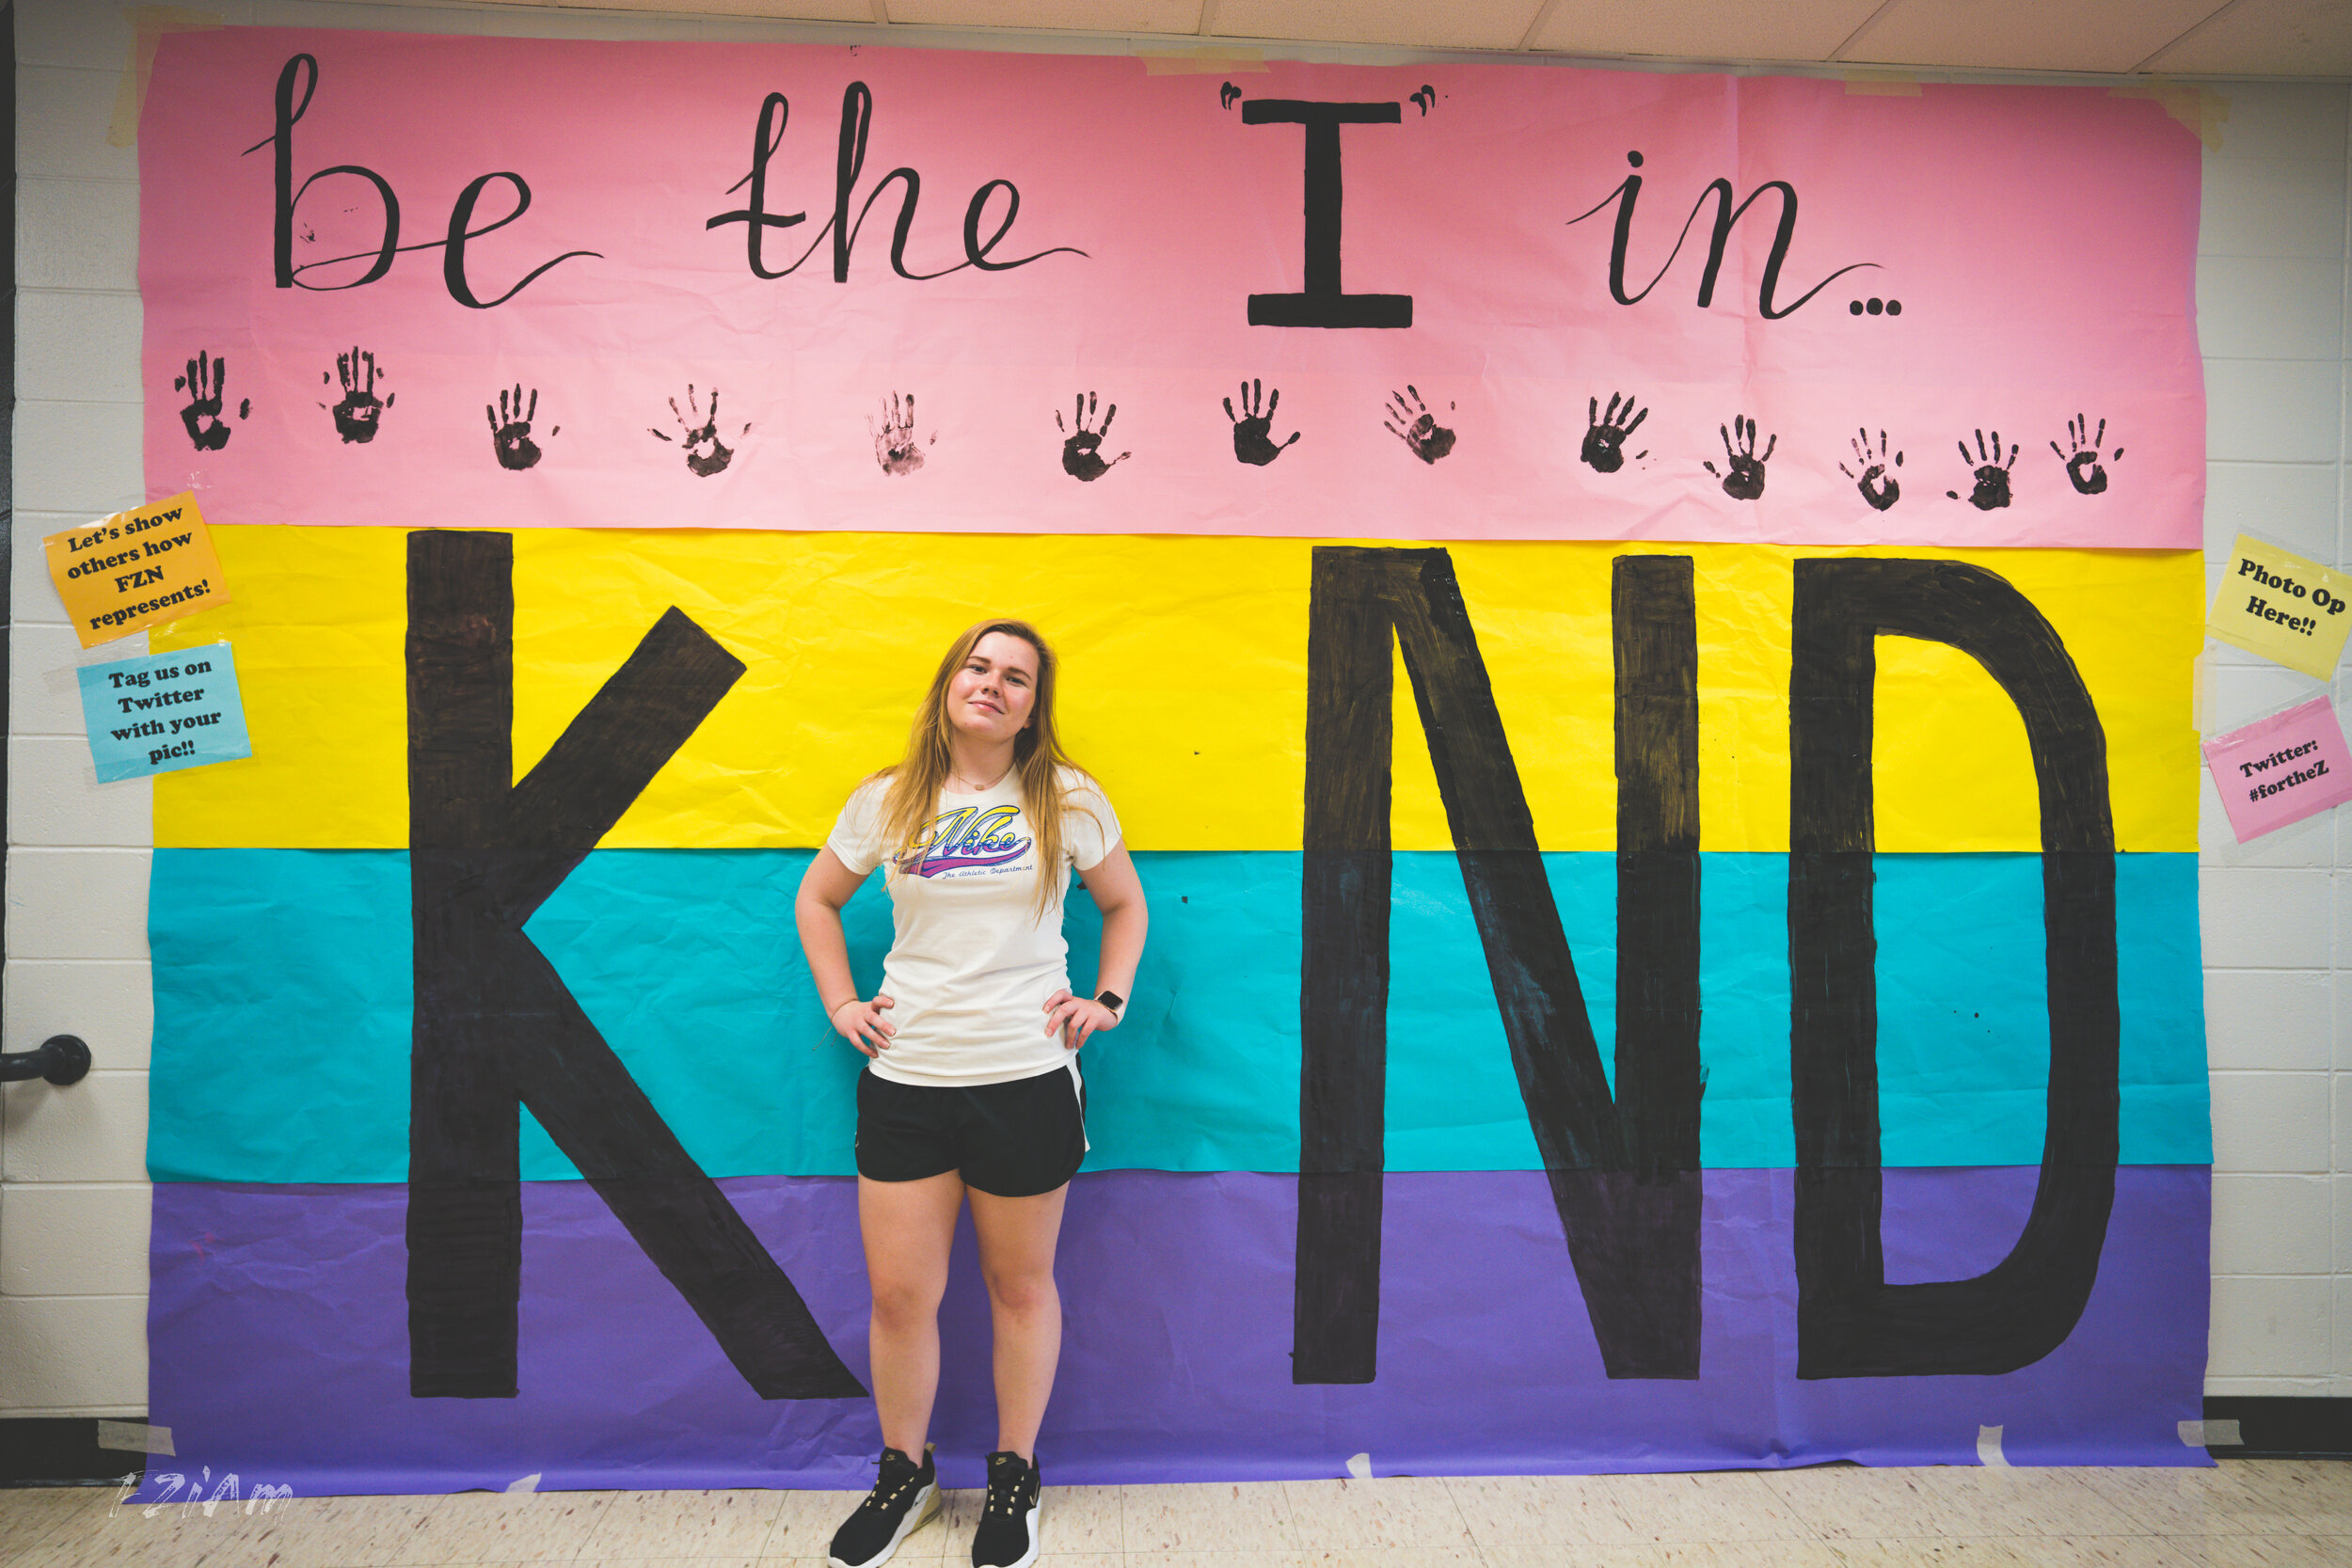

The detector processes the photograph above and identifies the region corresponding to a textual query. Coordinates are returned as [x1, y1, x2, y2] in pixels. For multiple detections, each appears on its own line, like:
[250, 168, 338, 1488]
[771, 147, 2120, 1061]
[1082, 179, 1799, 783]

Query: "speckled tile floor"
[1, 1461, 2345, 1568]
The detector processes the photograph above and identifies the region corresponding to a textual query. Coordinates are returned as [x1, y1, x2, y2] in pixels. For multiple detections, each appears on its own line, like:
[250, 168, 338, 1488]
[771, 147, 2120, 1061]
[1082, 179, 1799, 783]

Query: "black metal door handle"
[1, 1036, 92, 1085]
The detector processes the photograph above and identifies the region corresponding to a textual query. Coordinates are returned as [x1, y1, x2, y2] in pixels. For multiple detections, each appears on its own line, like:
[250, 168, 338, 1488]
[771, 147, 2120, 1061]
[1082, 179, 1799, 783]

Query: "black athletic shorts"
[854, 1063, 1088, 1197]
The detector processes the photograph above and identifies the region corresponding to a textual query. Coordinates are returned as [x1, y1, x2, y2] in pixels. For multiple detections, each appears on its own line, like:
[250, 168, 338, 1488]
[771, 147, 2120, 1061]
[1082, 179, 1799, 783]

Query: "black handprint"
[1383, 386, 1456, 464]
[1581, 391, 1648, 474]
[486, 386, 546, 472]
[323, 347, 391, 445]
[174, 351, 245, 451]
[2051, 413, 2122, 496]
[1056, 392, 1129, 482]
[1703, 416, 1775, 500]
[1947, 428, 2018, 510]
[1224, 379, 1300, 467]
[869, 391, 930, 477]
[648, 385, 744, 478]
[1840, 427, 1902, 512]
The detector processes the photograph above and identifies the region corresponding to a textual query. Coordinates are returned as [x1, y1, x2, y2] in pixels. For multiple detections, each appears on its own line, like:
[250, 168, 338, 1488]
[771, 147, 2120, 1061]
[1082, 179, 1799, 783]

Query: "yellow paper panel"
[151, 525, 408, 847]
[154, 529, 2199, 854]
[1874, 638, 2040, 851]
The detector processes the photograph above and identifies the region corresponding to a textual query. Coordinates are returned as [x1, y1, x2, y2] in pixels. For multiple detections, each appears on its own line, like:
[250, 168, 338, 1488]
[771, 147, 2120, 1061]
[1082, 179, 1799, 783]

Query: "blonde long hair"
[872, 619, 1094, 917]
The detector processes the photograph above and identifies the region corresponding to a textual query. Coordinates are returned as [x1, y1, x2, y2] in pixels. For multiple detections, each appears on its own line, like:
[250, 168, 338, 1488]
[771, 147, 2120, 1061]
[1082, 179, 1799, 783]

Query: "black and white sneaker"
[969, 1449, 1041, 1568]
[827, 1446, 939, 1568]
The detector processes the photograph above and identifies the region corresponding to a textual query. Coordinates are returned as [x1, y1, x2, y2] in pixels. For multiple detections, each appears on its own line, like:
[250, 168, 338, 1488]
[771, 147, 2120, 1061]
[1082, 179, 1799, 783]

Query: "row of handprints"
[167, 349, 2123, 513]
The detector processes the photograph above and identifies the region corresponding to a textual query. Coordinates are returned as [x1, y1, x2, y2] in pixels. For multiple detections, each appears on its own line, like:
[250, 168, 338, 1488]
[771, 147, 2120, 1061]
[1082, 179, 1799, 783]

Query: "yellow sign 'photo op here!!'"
[2207, 532, 2352, 680]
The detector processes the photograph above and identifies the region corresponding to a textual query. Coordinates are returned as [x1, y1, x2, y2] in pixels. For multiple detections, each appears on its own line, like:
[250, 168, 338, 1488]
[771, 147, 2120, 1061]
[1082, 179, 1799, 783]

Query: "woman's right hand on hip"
[830, 994, 897, 1057]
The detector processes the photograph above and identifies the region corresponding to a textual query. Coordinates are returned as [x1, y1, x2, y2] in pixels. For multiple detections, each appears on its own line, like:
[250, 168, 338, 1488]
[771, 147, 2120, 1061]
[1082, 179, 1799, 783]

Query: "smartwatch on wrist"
[1095, 989, 1126, 1021]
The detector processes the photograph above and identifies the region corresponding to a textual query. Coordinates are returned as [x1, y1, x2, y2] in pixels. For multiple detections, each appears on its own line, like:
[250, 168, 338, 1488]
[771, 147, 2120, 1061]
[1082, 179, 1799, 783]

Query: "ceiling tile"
[1529, 0, 1886, 62]
[1841, 0, 2229, 74]
[1211, 0, 1544, 51]
[2143, 0, 2352, 76]
[891, 1, 1207, 31]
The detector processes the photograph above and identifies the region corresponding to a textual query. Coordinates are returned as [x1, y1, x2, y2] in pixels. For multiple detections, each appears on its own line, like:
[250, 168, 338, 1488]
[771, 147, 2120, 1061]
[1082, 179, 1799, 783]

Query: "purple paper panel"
[146, 1167, 2207, 1497]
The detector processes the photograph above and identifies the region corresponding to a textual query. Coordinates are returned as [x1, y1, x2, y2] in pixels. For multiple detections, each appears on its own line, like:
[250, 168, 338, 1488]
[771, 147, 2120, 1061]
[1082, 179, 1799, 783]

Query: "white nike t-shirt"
[826, 766, 1121, 1087]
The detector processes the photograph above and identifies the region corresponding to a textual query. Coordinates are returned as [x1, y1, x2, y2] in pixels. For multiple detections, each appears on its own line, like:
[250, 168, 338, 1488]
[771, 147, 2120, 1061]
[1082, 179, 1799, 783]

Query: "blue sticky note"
[76, 642, 252, 783]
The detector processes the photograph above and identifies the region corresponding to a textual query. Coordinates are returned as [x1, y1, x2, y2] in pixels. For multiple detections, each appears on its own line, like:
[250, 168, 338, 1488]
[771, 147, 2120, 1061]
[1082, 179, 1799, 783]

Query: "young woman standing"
[796, 620, 1147, 1568]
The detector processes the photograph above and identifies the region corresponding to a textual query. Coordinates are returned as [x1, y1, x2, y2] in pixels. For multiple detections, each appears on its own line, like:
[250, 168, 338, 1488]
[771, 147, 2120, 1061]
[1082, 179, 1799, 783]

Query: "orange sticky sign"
[44, 492, 229, 647]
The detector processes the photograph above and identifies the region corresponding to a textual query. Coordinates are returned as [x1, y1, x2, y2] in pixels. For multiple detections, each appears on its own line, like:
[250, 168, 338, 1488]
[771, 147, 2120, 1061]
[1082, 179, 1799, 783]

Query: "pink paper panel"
[139, 30, 2201, 545]
[2202, 696, 2352, 841]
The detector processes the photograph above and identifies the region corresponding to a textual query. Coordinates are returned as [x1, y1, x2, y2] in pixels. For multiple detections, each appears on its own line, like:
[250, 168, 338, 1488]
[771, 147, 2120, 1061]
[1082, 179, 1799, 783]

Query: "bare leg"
[967, 1182, 1070, 1462]
[858, 1170, 965, 1456]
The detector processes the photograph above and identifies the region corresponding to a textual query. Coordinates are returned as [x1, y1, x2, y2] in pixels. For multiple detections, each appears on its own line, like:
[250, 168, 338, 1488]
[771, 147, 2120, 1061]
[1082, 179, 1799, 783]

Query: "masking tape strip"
[109, 7, 225, 149]
[2111, 83, 2231, 152]
[96, 1420, 175, 1455]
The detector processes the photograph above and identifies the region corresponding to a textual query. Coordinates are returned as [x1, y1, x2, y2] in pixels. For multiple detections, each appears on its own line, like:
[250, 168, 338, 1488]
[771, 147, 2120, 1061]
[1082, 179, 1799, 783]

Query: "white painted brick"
[2338, 1276, 2352, 1377]
[2201, 770, 2335, 865]
[0, 1185, 152, 1297]
[1, 1072, 149, 1184]
[13, 0, 141, 71]
[2339, 1071, 2352, 1164]
[2204, 1373, 2333, 1397]
[0, 1294, 148, 1411]
[2, 960, 152, 1075]
[2337, 986, 2352, 1071]
[12, 400, 146, 517]
[2208, 85, 2352, 163]
[247, 1, 491, 33]
[17, 289, 142, 404]
[2208, 1275, 2333, 1376]
[2206, 969, 2332, 1069]
[2212, 1173, 2335, 1273]
[2201, 660, 2326, 741]
[5, 848, 151, 961]
[372, 2, 718, 40]
[699, 12, 899, 40]
[2202, 867, 2328, 968]
[9, 623, 133, 735]
[16, 179, 138, 293]
[11, 514, 135, 628]
[2316, 869, 2352, 963]
[2201, 157, 2349, 260]
[2207, 359, 2343, 463]
[2212, 1070, 2333, 1173]
[17, 66, 136, 183]
[8, 736, 153, 849]
[2333, 1175, 2352, 1278]
[2202, 461, 2339, 564]
[2200, 258, 2347, 361]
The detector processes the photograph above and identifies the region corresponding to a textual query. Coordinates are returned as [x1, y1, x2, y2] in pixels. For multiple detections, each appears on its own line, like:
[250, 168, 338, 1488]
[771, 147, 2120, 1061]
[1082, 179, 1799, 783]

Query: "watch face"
[1095, 990, 1125, 1011]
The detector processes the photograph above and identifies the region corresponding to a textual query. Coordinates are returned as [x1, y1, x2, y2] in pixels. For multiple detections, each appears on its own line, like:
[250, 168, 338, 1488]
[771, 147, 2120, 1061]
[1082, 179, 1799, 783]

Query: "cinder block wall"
[2195, 82, 2352, 1393]
[6, 0, 2349, 1418]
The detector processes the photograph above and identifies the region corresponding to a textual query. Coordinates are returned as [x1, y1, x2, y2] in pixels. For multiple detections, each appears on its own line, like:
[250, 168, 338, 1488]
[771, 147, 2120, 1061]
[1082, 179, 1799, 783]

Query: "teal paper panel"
[147, 848, 2205, 1183]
